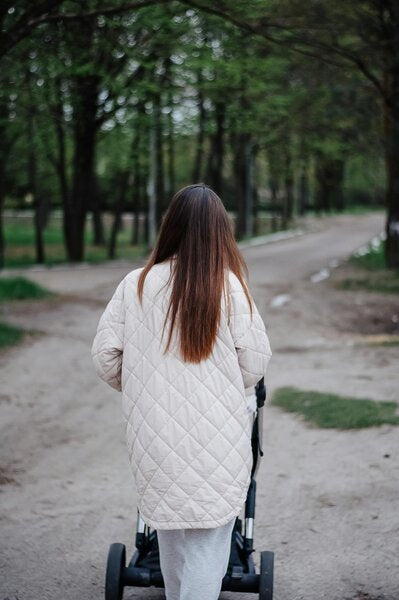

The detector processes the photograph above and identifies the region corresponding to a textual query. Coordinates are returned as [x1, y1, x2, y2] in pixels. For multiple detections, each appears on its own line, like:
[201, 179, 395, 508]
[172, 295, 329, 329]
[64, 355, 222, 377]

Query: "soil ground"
[1, 211, 398, 600]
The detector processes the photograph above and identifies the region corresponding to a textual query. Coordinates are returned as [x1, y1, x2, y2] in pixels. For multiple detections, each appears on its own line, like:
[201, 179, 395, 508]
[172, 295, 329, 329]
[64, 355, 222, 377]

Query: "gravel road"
[1, 211, 398, 600]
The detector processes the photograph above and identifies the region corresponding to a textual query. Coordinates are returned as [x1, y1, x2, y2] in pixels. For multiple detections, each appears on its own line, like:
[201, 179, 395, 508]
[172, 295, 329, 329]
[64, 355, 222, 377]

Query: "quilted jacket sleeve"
[91, 277, 126, 392]
[228, 273, 272, 390]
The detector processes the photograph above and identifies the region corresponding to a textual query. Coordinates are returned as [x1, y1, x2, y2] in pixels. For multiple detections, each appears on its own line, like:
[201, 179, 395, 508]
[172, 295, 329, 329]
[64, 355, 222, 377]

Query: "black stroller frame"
[105, 377, 274, 599]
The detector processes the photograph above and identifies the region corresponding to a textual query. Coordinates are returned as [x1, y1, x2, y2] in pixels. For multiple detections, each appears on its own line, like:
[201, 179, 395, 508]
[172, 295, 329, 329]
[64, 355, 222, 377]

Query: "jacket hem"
[137, 475, 251, 530]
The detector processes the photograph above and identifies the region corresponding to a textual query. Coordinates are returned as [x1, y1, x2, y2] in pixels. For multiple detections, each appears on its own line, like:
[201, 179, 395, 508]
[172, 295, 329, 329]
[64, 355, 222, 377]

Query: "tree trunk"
[244, 139, 256, 237]
[0, 166, 5, 270]
[131, 152, 142, 245]
[153, 92, 165, 230]
[315, 154, 331, 212]
[315, 155, 345, 213]
[50, 75, 71, 256]
[166, 98, 175, 197]
[330, 159, 345, 211]
[0, 92, 14, 269]
[147, 122, 158, 249]
[233, 132, 252, 239]
[265, 147, 280, 232]
[108, 171, 129, 259]
[67, 72, 99, 262]
[91, 175, 105, 245]
[384, 59, 399, 269]
[192, 71, 206, 182]
[206, 101, 225, 195]
[27, 111, 45, 264]
[26, 65, 49, 265]
[129, 101, 146, 246]
[299, 157, 309, 216]
[282, 146, 294, 228]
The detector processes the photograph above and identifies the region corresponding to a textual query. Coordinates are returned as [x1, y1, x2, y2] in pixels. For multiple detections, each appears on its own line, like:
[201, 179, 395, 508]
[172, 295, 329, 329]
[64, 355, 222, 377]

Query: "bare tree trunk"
[282, 146, 294, 228]
[166, 96, 175, 197]
[108, 171, 129, 259]
[0, 86, 17, 268]
[91, 175, 105, 245]
[27, 113, 46, 264]
[0, 166, 5, 270]
[67, 71, 99, 262]
[233, 132, 252, 239]
[49, 74, 71, 256]
[192, 70, 206, 182]
[27, 70, 52, 264]
[147, 120, 158, 250]
[244, 139, 256, 237]
[384, 54, 399, 269]
[206, 101, 225, 195]
[266, 147, 280, 232]
[299, 157, 309, 216]
[331, 159, 345, 211]
[153, 92, 165, 230]
[315, 153, 330, 212]
[315, 154, 345, 213]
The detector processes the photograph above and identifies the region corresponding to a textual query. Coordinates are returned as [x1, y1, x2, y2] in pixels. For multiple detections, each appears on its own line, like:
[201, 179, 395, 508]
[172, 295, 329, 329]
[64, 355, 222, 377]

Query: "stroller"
[105, 377, 274, 599]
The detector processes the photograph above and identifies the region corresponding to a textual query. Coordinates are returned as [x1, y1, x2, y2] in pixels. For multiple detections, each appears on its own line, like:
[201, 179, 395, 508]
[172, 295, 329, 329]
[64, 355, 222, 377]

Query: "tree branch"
[27, 0, 170, 26]
[180, 0, 387, 100]
[0, 0, 170, 58]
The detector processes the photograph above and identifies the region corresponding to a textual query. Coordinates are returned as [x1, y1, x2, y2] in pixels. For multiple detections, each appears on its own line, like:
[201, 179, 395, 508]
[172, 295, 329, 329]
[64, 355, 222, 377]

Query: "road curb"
[237, 227, 306, 250]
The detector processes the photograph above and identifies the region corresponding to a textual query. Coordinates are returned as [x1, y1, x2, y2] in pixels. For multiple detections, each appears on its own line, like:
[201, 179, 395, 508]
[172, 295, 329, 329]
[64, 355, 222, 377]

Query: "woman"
[91, 183, 272, 600]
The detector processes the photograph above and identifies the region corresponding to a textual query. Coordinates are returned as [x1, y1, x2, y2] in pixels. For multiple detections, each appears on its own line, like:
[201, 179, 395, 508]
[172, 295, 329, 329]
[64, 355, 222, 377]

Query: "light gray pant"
[157, 516, 236, 600]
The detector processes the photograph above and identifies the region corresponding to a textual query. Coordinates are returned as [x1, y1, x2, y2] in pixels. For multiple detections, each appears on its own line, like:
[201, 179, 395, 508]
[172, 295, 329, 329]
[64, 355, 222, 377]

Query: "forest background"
[1, 1, 398, 269]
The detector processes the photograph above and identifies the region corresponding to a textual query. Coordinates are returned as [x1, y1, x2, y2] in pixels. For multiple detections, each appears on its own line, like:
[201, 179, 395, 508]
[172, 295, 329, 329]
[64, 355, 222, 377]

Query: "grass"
[338, 204, 384, 215]
[348, 239, 387, 271]
[271, 386, 399, 429]
[334, 238, 399, 294]
[0, 277, 55, 348]
[3, 213, 292, 268]
[338, 276, 399, 294]
[4, 218, 148, 267]
[0, 276, 55, 301]
[306, 204, 384, 217]
[0, 321, 26, 348]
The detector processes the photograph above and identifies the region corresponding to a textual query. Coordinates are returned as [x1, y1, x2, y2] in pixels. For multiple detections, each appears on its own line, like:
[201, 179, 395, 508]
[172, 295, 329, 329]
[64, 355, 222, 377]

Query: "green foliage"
[0, 322, 25, 349]
[271, 386, 399, 429]
[0, 0, 389, 262]
[0, 277, 55, 301]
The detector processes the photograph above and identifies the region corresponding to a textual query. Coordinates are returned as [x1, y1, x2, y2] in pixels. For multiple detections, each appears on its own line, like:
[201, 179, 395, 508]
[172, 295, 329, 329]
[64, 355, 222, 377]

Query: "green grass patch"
[0, 321, 26, 348]
[3, 214, 290, 267]
[337, 275, 399, 294]
[348, 239, 387, 271]
[334, 237, 399, 294]
[3, 217, 149, 267]
[0, 277, 55, 301]
[271, 386, 399, 429]
[306, 205, 384, 217]
[338, 205, 384, 215]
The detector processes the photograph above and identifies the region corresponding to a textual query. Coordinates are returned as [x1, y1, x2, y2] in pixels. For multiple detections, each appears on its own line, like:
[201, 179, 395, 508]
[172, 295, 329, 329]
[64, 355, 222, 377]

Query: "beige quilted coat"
[91, 258, 272, 529]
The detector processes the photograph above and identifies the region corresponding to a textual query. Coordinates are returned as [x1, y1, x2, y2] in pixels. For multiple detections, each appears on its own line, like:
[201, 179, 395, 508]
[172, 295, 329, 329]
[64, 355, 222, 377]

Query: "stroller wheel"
[259, 550, 274, 600]
[105, 543, 126, 600]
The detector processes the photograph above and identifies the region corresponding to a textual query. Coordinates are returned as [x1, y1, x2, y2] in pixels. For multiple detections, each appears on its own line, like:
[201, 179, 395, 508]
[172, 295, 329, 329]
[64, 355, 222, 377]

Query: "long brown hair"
[137, 183, 253, 363]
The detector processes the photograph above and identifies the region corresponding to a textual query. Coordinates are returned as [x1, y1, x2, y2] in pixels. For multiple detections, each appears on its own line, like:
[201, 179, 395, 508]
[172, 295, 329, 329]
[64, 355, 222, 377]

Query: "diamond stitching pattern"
[91, 260, 272, 529]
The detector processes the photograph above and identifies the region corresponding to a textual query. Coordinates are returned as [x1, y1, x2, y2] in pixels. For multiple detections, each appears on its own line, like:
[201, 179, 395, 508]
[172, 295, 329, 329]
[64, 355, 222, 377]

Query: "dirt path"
[1, 211, 398, 600]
